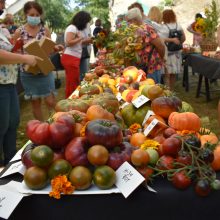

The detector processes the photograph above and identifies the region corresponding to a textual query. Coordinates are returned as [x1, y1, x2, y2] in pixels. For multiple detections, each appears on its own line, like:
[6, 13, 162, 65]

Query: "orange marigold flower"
[80, 121, 89, 137]
[129, 123, 142, 134]
[49, 175, 75, 199]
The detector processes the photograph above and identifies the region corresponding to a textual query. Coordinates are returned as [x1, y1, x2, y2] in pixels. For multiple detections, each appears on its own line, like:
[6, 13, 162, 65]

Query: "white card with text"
[115, 162, 145, 198]
[116, 93, 122, 101]
[132, 95, 150, 108]
[0, 188, 24, 219]
[142, 110, 155, 126]
[0, 161, 25, 178]
[144, 119, 159, 136]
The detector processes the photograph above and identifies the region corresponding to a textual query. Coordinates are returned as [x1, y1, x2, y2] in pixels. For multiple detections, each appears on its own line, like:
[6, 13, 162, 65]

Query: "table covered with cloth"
[0, 164, 220, 220]
[183, 53, 220, 101]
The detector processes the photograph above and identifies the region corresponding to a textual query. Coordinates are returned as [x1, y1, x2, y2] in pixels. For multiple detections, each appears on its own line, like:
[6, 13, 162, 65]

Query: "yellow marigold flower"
[129, 123, 141, 134]
[140, 139, 160, 150]
[99, 32, 106, 39]
[49, 175, 75, 199]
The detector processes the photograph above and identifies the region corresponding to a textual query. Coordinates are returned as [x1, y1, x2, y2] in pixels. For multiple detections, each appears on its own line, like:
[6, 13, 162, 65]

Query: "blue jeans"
[0, 84, 20, 165]
[80, 58, 89, 81]
[147, 69, 162, 84]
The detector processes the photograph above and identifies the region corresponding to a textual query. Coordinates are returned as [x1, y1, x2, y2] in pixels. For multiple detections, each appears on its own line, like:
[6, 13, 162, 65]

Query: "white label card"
[71, 90, 79, 97]
[0, 161, 25, 178]
[136, 73, 143, 82]
[120, 102, 130, 109]
[144, 119, 159, 136]
[115, 162, 145, 198]
[0, 188, 24, 219]
[132, 95, 149, 108]
[142, 110, 155, 126]
[116, 93, 122, 101]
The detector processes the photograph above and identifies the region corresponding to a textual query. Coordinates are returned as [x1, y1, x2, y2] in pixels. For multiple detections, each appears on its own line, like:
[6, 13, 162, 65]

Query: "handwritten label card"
[0, 188, 23, 219]
[116, 93, 122, 101]
[0, 161, 25, 178]
[144, 119, 159, 136]
[115, 162, 145, 198]
[132, 95, 149, 108]
[142, 110, 155, 126]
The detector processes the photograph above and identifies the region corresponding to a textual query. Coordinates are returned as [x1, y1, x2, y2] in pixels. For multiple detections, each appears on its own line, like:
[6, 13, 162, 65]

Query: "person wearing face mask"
[0, 0, 41, 167]
[13, 1, 63, 121]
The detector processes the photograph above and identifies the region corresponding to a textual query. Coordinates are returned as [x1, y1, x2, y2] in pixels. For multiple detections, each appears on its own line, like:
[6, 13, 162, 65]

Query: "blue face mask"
[27, 16, 41, 26]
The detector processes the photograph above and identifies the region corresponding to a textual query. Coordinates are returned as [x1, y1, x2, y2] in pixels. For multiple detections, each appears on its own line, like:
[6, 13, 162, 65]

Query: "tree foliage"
[74, 0, 110, 29]
[36, 0, 72, 32]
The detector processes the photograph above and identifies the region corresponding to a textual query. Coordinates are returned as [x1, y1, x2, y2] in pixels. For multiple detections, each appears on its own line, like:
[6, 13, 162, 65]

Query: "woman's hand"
[54, 44, 64, 52]
[172, 38, 181, 45]
[23, 54, 42, 66]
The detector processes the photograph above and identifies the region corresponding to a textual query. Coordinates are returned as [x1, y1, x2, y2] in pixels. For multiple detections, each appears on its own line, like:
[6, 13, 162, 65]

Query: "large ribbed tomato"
[26, 114, 75, 149]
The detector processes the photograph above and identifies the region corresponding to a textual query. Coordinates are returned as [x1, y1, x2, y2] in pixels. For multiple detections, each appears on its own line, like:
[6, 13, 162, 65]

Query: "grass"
[16, 68, 220, 150]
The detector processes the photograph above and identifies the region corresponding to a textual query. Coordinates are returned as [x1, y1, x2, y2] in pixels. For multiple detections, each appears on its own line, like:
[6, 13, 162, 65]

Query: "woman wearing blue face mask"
[13, 1, 63, 121]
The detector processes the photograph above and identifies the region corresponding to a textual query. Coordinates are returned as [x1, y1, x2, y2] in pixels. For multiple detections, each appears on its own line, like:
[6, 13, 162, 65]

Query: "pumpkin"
[86, 105, 115, 121]
[55, 99, 89, 113]
[151, 97, 178, 119]
[168, 112, 201, 132]
[200, 134, 219, 147]
[211, 145, 220, 171]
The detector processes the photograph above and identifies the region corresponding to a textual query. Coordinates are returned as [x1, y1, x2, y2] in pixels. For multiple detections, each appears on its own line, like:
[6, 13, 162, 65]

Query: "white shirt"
[64, 24, 82, 58]
[80, 23, 92, 54]
[152, 22, 183, 39]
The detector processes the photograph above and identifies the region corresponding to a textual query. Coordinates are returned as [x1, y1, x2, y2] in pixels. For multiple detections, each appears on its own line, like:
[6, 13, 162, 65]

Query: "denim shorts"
[147, 69, 162, 84]
[20, 72, 57, 100]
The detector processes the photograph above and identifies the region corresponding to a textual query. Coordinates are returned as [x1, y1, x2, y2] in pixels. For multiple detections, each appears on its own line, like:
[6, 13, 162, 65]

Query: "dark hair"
[71, 11, 91, 31]
[162, 9, 176, 24]
[95, 19, 101, 27]
[195, 13, 202, 19]
[23, 1, 43, 15]
[128, 2, 144, 13]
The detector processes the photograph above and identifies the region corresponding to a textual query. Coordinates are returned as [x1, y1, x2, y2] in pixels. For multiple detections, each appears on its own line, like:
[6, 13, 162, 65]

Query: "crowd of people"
[0, 0, 220, 167]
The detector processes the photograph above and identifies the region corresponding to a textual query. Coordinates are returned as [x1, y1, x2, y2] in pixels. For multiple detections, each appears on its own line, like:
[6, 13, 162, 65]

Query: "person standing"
[0, 0, 40, 166]
[126, 8, 165, 84]
[187, 13, 203, 46]
[80, 23, 92, 81]
[61, 11, 91, 98]
[13, 1, 62, 121]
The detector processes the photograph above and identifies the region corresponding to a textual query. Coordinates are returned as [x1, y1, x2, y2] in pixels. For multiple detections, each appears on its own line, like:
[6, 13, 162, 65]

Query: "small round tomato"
[176, 151, 192, 167]
[136, 166, 154, 181]
[146, 148, 159, 165]
[157, 155, 175, 170]
[163, 127, 176, 138]
[162, 137, 182, 156]
[131, 149, 149, 167]
[172, 171, 191, 190]
[195, 179, 211, 197]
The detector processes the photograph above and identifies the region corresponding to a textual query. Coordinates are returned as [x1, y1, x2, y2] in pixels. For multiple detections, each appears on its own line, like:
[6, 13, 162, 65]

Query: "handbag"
[165, 23, 183, 52]
[50, 52, 64, 71]
[54, 71, 61, 89]
[81, 46, 90, 59]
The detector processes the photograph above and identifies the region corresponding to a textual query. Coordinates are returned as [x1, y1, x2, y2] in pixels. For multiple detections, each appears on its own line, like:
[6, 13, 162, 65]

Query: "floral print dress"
[0, 28, 18, 85]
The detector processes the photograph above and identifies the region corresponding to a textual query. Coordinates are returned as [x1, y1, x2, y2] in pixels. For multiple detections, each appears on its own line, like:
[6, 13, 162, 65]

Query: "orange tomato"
[131, 149, 150, 167]
[130, 133, 146, 147]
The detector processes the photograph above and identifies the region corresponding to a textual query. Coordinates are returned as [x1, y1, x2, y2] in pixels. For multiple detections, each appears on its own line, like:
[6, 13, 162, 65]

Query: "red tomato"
[195, 179, 211, 197]
[172, 171, 191, 190]
[163, 127, 176, 138]
[136, 167, 154, 181]
[176, 151, 192, 167]
[162, 137, 182, 156]
[157, 155, 175, 170]
[26, 114, 75, 149]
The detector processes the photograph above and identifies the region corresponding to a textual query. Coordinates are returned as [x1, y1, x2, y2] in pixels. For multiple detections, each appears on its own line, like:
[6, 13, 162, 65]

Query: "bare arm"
[0, 49, 40, 66]
[65, 32, 83, 47]
[151, 37, 165, 59]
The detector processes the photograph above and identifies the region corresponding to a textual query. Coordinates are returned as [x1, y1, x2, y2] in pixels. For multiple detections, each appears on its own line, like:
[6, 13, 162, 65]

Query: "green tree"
[36, 0, 72, 32]
[74, 0, 110, 29]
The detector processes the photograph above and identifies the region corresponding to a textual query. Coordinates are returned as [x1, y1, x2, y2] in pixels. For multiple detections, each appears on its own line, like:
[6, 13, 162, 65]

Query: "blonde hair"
[148, 6, 162, 24]
[126, 8, 142, 23]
